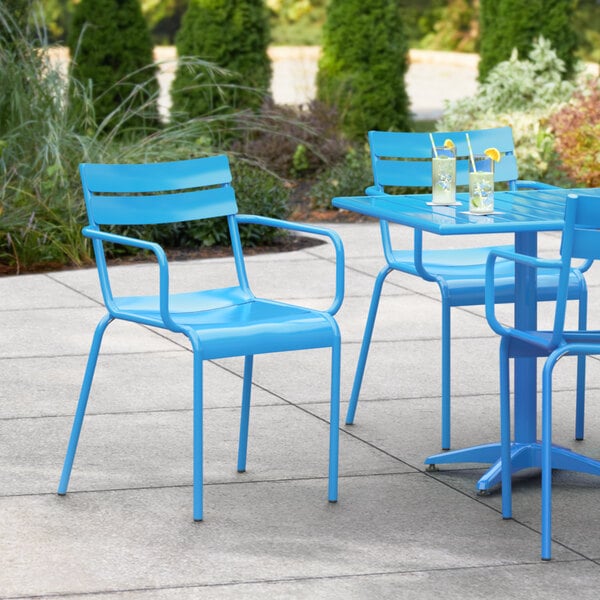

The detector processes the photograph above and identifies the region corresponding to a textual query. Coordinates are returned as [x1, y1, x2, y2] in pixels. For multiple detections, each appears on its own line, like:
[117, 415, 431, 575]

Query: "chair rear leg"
[58, 314, 113, 495]
[237, 355, 254, 473]
[441, 300, 451, 450]
[329, 339, 341, 502]
[346, 266, 392, 425]
[575, 288, 587, 440]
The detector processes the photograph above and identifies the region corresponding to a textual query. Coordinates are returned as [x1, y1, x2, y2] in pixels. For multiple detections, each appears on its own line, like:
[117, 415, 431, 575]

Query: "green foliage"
[309, 146, 372, 210]
[0, 3, 293, 273]
[171, 0, 272, 119]
[68, 0, 159, 131]
[439, 37, 583, 183]
[316, 0, 411, 142]
[549, 78, 600, 187]
[418, 0, 479, 53]
[479, 0, 579, 82]
[268, 0, 326, 45]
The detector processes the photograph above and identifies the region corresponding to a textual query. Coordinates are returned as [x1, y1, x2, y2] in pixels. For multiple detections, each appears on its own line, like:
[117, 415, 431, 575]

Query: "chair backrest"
[367, 127, 519, 193]
[80, 155, 237, 227]
[550, 193, 600, 341]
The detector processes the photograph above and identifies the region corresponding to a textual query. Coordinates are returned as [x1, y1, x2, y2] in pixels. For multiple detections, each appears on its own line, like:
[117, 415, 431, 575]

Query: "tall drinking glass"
[432, 146, 456, 205]
[469, 155, 495, 214]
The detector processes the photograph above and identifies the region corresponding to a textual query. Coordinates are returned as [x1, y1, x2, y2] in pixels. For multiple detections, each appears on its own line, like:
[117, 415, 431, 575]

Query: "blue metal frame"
[58, 156, 345, 521]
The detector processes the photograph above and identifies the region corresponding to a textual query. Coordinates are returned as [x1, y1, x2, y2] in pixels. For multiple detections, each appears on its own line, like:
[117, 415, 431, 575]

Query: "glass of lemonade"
[432, 146, 456, 205]
[469, 155, 495, 214]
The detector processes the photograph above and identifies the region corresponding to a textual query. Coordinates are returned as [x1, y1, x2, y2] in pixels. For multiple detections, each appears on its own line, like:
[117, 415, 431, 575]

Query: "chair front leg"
[58, 314, 113, 495]
[346, 265, 393, 424]
[499, 337, 512, 520]
[541, 356, 557, 560]
[237, 355, 254, 473]
[191, 342, 204, 522]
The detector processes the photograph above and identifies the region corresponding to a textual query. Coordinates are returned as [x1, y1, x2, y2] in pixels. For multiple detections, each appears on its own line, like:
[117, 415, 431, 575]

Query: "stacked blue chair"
[486, 192, 600, 560]
[346, 127, 588, 452]
[57, 155, 345, 521]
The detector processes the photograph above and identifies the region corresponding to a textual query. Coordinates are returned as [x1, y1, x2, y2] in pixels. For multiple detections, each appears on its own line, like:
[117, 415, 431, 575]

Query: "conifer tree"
[479, 0, 578, 81]
[171, 0, 272, 119]
[68, 0, 159, 130]
[316, 0, 411, 141]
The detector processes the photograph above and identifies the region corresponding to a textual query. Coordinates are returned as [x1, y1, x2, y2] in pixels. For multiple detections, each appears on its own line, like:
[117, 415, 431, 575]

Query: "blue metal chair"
[57, 155, 344, 521]
[346, 127, 588, 451]
[486, 192, 600, 560]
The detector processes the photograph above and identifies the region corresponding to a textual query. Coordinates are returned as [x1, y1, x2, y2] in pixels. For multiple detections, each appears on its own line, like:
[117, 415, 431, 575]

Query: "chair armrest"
[515, 180, 560, 190]
[484, 248, 562, 339]
[235, 215, 345, 315]
[365, 184, 384, 196]
[83, 227, 179, 330]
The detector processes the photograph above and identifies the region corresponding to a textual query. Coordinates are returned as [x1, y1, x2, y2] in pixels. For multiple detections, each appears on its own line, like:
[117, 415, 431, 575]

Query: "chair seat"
[115, 286, 337, 359]
[391, 246, 584, 306]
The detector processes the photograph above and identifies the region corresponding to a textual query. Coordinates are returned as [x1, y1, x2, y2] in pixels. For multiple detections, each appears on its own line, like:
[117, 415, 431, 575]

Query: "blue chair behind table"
[57, 155, 344, 521]
[486, 192, 600, 560]
[346, 127, 588, 451]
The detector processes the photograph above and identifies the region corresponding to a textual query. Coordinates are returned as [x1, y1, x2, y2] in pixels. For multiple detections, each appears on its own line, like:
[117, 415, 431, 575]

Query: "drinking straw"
[465, 133, 476, 171]
[429, 133, 438, 158]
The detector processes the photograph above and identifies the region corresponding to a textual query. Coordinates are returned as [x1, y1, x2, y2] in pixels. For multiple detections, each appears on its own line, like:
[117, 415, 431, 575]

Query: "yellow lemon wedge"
[444, 139, 455, 150]
[484, 147, 501, 162]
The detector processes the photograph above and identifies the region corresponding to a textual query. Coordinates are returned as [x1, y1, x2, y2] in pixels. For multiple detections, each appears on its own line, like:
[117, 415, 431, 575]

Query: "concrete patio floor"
[2, 221, 600, 598]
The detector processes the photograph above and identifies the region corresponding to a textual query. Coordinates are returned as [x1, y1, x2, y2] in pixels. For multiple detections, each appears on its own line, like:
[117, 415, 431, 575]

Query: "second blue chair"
[346, 127, 588, 452]
[486, 192, 600, 560]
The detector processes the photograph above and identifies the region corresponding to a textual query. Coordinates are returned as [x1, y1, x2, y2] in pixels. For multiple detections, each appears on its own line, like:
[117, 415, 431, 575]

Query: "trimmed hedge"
[316, 0, 411, 141]
[171, 0, 272, 119]
[68, 0, 159, 131]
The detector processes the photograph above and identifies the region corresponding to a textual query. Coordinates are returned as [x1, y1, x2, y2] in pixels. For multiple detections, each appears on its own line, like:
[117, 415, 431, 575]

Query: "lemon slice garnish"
[444, 139, 455, 150]
[484, 147, 501, 162]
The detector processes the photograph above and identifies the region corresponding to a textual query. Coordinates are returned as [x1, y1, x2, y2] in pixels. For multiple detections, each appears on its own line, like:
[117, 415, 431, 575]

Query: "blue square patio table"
[333, 188, 600, 492]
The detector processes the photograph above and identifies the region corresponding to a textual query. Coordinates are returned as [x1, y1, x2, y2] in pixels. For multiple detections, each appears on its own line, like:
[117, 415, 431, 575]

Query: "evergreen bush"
[316, 0, 411, 142]
[479, 0, 578, 81]
[171, 0, 272, 119]
[68, 0, 159, 131]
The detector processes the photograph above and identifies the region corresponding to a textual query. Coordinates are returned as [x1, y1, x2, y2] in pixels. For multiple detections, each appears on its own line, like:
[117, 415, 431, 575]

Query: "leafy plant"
[549, 78, 600, 187]
[308, 146, 372, 210]
[439, 37, 582, 184]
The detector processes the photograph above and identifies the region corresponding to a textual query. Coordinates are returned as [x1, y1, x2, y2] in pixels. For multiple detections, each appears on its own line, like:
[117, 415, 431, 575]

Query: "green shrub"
[68, 0, 159, 132]
[309, 146, 372, 210]
[230, 99, 349, 179]
[479, 0, 579, 82]
[316, 0, 411, 142]
[439, 37, 580, 183]
[549, 78, 600, 187]
[171, 0, 272, 119]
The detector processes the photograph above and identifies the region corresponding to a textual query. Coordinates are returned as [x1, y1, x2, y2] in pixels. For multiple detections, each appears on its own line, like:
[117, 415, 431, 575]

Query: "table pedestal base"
[424, 442, 600, 492]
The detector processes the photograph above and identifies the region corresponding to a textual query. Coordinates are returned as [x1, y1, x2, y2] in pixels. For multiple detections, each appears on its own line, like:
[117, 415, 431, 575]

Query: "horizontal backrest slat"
[569, 193, 600, 260]
[80, 155, 238, 226]
[89, 187, 237, 225]
[369, 127, 519, 190]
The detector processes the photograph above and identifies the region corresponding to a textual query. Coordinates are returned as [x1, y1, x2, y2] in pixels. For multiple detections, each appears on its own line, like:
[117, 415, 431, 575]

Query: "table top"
[333, 188, 600, 236]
